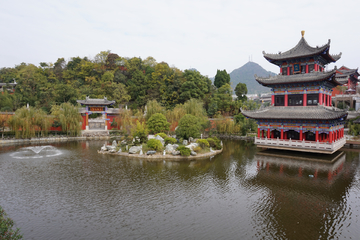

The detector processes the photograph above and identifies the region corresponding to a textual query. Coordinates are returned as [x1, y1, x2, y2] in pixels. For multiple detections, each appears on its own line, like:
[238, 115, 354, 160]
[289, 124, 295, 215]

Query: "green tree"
[54, 83, 78, 104]
[0, 91, 14, 111]
[113, 83, 131, 105]
[0, 114, 8, 138]
[33, 108, 52, 137]
[94, 50, 111, 65]
[0, 206, 22, 239]
[147, 113, 170, 134]
[182, 98, 207, 119]
[131, 120, 148, 144]
[126, 69, 147, 107]
[179, 70, 211, 103]
[8, 106, 37, 138]
[145, 100, 166, 121]
[52, 102, 82, 136]
[214, 69, 230, 88]
[176, 114, 201, 139]
[235, 83, 247, 101]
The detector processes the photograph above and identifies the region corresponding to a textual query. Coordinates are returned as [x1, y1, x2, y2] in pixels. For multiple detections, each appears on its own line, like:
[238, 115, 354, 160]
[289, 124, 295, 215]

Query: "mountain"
[229, 61, 276, 94]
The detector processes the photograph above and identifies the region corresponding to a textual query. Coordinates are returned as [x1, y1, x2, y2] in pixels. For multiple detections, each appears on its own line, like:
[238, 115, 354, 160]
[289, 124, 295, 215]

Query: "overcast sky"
[1, 0, 359, 77]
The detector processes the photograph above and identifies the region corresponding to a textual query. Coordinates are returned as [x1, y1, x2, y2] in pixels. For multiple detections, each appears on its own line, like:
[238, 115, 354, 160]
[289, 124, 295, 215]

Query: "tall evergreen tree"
[214, 69, 230, 88]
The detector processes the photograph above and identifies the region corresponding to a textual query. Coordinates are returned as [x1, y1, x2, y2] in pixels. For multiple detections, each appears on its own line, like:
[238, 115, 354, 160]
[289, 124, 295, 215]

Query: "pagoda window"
[287, 130, 300, 140]
[275, 95, 285, 106]
[301, 65, 306, 73]
[282, 67, 287, 75]
[307, 94, 319, 106]
[308, 64, 314, 72]
[289, 66, 293, 75]
[305, 131, 315, 141]
[288, 94, 303, 106]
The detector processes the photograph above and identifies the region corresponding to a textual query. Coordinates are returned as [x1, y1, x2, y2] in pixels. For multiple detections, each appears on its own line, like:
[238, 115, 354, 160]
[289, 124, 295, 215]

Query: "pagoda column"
[314, 63, 318, 71]
[267, 129, 270, 138]
[316, 130, 319, 142]
[280, 67, 282, 75]
[271, 94, 274, 105]
[285, 92, 288, 107]
[327, 94, 330, 106]
[300, 129, 303, 140]
[281, 129, 284, 139]
[331, 131, 334, 143]
[319, 92, 323, 105]
[303, 90, 307, 106]
[257, 128, 260, 138]
[287, 67, 290, 76]
[323, 93, 326, 106]
[306, 64, 309, 73]
[85, 112, 89, 130]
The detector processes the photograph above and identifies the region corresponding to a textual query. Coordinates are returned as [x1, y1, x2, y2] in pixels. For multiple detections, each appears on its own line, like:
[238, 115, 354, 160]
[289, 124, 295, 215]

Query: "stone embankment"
[98, 148, 223, 161]
[0, 131, 119, 146]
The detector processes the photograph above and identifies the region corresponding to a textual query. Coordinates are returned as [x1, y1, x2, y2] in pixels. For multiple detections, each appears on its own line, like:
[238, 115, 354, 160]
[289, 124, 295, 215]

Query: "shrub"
[131, 120, 148, 144]
[207, 137, 221, 150]
[177, 146, 191, 156]
[0, 206, 22, 239]
[193, 146, 202, 152]
[147, 113, 170, 134]
[155, 133, 167, 139]
[146, 139, 163, 151]
[165, 137, 177, 144]
[176, 114, 201, 139]
[196, 139, 209, 148]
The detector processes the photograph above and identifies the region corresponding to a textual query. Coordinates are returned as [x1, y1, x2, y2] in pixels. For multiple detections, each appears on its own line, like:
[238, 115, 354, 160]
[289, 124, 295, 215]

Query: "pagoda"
[242, 31, 347, 154]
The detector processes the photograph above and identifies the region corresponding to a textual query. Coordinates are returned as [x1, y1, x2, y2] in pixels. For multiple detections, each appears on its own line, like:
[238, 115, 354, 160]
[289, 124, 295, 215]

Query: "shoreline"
[0, 133, 254, 147]
[98, 148, 223, 161]
[0, 135, 118, 146]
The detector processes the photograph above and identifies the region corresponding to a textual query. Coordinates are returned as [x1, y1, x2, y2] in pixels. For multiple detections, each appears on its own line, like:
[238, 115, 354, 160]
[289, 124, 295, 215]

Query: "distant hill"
[229, 61, 276, 94]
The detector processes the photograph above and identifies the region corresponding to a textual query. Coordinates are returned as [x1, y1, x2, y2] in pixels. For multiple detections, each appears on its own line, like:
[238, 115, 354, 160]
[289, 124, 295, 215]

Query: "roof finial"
[301, 30, 305, 37]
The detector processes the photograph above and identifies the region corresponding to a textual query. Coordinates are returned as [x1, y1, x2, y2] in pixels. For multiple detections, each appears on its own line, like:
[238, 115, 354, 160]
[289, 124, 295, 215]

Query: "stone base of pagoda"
[255, 137, 346, 154]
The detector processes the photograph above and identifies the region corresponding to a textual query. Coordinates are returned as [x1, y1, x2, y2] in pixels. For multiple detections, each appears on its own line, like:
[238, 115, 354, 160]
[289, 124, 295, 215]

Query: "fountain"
[9, 145, 63, 159]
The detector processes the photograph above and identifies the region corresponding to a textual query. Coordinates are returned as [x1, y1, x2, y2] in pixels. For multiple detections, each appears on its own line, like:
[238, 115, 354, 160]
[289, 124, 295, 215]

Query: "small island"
[98, 133, 223, 161]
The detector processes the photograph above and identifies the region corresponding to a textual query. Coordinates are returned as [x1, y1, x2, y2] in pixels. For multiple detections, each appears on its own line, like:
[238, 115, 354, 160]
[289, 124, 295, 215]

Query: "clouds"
[0, 0, 359, 77]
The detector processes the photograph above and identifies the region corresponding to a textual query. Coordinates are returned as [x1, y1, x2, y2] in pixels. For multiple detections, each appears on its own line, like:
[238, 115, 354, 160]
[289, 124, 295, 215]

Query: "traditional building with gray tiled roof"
[242, 31, 347, 154]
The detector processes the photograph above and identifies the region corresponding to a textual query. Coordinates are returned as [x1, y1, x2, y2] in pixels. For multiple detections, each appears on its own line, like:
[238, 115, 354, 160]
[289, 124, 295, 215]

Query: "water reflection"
[247, 150, 358, 239]
[0, 141, 360, 239]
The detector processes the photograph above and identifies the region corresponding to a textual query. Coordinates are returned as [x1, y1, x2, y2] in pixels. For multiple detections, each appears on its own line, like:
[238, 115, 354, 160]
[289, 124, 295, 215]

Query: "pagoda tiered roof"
[77, 96, 115, 106]
[241, 105, 347, 120]
[255, 69, 340, 87]
[335, 67, 359, 84]
[263, 36, 341, 65]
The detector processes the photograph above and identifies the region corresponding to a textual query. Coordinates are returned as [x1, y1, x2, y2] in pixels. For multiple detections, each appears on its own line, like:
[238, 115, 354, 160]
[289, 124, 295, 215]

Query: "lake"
[1, 140, 360, 239]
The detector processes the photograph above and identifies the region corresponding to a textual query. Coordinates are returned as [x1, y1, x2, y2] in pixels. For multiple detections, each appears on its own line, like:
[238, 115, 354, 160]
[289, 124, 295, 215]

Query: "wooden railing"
[255, 137, 346, 152]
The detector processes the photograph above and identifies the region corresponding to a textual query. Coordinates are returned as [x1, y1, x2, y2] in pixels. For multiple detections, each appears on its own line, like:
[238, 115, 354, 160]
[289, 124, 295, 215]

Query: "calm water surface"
[1, 140, 360, 240]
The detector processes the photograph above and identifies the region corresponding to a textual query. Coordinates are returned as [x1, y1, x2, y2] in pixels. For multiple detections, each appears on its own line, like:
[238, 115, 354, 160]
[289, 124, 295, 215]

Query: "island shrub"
[193, 146, 202, 152]
[176, 114, 201, 139]
[165, 137, 177, 145]
[207, 137, 221, 150]
[196, 139, 209, 148]
[131, 120, 148, 144]
[0, 206, 22, 239]
[147, 113, 170, 134]
[155, 133, 167, 139]
[177, 146, 191, 156]
[146, 139, 163, 151]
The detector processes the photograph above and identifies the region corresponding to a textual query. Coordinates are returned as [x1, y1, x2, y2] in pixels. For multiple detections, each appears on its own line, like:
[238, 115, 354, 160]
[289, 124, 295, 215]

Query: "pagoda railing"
[255, 137, 346, 152]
